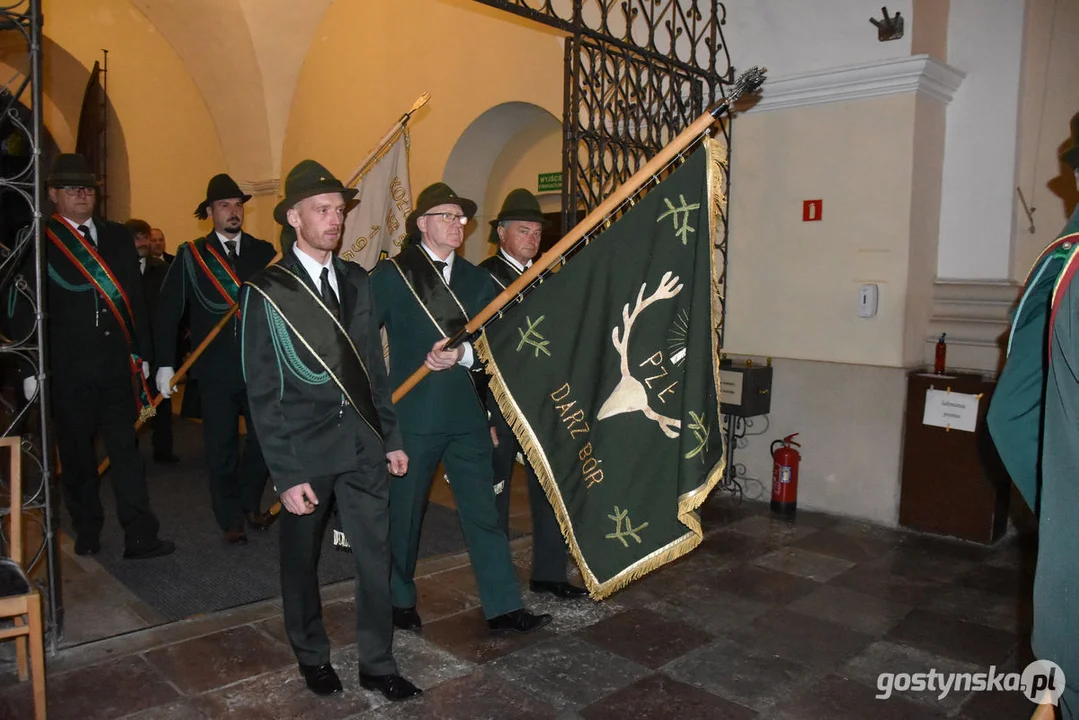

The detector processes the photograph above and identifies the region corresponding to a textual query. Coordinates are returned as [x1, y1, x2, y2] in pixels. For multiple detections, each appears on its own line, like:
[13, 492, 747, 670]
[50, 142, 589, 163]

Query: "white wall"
[936, 0, 1025, 280]
[726, 0, 913, 78]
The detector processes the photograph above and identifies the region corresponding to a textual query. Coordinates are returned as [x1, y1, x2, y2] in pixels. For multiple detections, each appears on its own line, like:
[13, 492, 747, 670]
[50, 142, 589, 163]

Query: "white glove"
[22, 377, 36, 401]
[156, 367, 176, 398]
[142, 361, 150, 379]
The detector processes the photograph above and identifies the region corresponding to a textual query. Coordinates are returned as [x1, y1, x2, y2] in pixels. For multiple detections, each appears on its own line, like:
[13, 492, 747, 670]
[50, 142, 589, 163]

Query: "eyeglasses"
[422, 212, 468, 226]
[59, 187, 95, 196]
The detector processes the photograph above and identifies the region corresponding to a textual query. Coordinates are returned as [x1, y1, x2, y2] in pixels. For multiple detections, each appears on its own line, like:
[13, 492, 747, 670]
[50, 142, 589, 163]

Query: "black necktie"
[433, 260, 447, 280]
[320, 267, 340, 319]
[77, 224, 91, 243]
[224, 240, 237, 268]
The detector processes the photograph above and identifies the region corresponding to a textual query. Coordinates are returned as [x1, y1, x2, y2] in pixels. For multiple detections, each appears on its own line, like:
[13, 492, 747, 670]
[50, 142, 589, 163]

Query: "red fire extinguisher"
[770, 433, 801, 516]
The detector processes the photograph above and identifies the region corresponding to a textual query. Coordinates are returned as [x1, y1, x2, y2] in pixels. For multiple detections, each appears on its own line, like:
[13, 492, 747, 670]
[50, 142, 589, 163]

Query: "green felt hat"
[405, 182, 477, 238]
[274, 160, 357, 225]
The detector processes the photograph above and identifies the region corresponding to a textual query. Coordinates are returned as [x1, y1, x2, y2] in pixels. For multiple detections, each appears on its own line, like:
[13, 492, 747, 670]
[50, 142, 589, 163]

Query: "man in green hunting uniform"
[481, 189, 586, 600]
[370, 182, 551, 635]
[988, 114, 1079, 717]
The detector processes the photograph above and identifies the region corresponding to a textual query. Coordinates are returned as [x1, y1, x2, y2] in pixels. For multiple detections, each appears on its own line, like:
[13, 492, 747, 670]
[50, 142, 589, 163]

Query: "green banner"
[538, 172, 562, 192]
[479, 140, 727, 599]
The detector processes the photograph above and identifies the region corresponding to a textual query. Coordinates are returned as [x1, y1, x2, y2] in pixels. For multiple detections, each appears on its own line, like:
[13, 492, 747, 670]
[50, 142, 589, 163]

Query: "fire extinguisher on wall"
[770, 433, 801, 516]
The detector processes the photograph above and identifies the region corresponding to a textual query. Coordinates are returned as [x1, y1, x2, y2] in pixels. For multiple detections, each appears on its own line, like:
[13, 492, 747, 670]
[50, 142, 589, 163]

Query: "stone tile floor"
[0, 495, 1039, 719]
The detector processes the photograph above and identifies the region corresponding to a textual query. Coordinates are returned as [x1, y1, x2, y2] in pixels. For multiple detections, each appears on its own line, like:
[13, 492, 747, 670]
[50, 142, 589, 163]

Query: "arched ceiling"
[129, 0, 334, 181]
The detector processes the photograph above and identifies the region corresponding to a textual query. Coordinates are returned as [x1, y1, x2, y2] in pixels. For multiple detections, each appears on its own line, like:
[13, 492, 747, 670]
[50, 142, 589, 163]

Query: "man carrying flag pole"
[482, 189, 587, 600]
[387, 67, 764, 599]
[12, 153, 175, 560]
[153, 174, 277, 545]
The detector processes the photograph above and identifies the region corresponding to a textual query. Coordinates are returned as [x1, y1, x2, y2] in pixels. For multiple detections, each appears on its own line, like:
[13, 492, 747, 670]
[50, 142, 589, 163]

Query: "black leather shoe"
[530, 580, 589, 599]
[299, 663, 342, 696]
[153, 452, 181, 465]
[74, 535, 100, 556]
[123, 538, 176, 560]
[359, 673, 422, 701]
[245, 510, 277, 531]
[392, 606, 422, 630]
[486, 608, 552, 634]
[223, 529, 248, 545]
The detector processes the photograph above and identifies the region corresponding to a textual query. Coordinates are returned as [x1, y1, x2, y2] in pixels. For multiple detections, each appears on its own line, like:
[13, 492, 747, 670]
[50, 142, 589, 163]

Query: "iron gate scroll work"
[0, 0, 61, 653]
[473, 0, 740, 496]
[473, 0, 732, 341]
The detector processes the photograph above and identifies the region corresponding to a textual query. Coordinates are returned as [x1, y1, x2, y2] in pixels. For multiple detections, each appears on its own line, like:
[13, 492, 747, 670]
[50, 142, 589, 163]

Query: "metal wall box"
[719, 360, 772, 417]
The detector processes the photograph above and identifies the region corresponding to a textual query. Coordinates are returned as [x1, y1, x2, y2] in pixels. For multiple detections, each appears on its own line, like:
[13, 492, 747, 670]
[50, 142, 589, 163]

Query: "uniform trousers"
[390, 428, 522, 619]
[51, 372, 159, 546]
[279, 446, 397, 675]
[490, 405, 568, 583]
[197, 379, 268, 531]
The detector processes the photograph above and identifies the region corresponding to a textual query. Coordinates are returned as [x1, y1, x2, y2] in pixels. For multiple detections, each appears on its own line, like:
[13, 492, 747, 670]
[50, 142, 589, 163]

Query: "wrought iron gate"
[472, 0, 734, 343]
[0, 0, 61, 653]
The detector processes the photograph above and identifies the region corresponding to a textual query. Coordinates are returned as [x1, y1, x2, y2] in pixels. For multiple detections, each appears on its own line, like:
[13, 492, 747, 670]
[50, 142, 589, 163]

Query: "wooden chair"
[0, 436, 46, 719]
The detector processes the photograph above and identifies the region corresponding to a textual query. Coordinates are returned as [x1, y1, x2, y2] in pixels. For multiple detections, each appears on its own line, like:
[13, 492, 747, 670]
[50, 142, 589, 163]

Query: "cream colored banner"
[339, 132, 412, 270]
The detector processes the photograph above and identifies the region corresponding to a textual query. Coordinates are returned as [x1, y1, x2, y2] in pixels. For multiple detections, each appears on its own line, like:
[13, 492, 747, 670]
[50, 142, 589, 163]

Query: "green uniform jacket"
[987, 209, 1079, 510]
[988, 206, 1079, 705]
[369, 247, 496, 434]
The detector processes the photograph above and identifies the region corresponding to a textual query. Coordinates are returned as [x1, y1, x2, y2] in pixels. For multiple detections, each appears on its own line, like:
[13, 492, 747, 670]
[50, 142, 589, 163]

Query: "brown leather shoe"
[223, 529, 248, 545]
[245, 510, 277, 531]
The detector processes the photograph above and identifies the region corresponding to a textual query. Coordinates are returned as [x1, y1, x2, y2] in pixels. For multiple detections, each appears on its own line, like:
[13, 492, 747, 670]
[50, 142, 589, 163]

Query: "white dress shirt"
[292, 243, 339, 299]
[419, 242, 474, 368]
[66, 216, 97, 244]
[500, 250, 532, 274]
[216, 231, 241, 256]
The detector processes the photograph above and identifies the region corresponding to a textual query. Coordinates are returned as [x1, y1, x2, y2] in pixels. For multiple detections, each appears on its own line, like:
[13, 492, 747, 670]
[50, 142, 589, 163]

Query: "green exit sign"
[538, 172, 562, 192]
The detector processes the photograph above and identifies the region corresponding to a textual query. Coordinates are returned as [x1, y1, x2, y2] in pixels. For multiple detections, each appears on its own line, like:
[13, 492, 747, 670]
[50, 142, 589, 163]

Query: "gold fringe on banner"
[475, 136, 731, 600]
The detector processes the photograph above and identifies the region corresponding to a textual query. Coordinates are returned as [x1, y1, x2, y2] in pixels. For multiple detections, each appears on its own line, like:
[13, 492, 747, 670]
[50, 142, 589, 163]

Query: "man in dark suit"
[241, 160, 421, 702]
[126, 218, 179, 466]
[15, 154, 174, 560]
[149, 227, 175, 265]
[482, 189, 586, 599]
[370, 183, 551, 635]
[154, 174, 276, 544]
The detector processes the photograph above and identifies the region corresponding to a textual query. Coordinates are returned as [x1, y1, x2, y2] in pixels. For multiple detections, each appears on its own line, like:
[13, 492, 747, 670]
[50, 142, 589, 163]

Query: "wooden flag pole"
[96, 253, 279, 476]
[98, 93, 437, 479]
[390, 67, 765, 404]
[271, 70, 764, 518]
[344, 92, 429, 188]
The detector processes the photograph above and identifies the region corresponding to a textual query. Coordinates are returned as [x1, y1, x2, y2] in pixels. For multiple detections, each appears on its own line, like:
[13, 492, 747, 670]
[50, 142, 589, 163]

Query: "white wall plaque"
[922, 389, 980, 433]
[719, 370, 744, 405]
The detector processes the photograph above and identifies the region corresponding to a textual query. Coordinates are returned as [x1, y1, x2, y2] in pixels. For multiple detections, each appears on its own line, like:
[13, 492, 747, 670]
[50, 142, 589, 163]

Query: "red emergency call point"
[803, 199, 823, 222]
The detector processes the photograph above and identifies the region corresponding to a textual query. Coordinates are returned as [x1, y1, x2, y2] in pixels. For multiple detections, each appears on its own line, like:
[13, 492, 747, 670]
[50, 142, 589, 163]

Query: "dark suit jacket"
[160, 251, 175, 265]
[141, 257, 168, 319]
[13, 218, 152, 382]
[240, 250, 401, 491]
[369, 250, 496, 435]
[155, 231, 276, 387]
[141, 256, 169, 369]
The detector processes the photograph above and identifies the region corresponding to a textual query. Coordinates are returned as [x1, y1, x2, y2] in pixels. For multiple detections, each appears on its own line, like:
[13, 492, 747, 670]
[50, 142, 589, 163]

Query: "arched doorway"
[443, 101, 561, 264]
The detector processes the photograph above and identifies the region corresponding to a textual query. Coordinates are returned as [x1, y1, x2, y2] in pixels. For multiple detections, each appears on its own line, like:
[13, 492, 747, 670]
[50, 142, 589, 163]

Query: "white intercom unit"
[858, 284, 879, 318]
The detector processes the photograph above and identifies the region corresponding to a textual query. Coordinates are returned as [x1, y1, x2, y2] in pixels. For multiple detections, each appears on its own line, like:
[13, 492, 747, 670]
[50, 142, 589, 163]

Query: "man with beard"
[371, 183, 551, 635]
[154, 174, 277, 544]
[13, 154, 174, 559]
[481, 189, 586, 600]
[241, 160, 421, 701]
[124, 218, 178, 465]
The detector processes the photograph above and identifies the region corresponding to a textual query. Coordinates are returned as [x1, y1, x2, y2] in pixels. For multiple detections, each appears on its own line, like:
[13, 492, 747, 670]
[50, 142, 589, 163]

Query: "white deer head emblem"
[597, 272, 683, 438]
